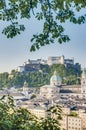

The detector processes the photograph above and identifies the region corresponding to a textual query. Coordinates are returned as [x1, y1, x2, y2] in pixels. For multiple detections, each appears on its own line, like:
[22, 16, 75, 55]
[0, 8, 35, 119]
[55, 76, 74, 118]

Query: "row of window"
[68, 126, 81, 130]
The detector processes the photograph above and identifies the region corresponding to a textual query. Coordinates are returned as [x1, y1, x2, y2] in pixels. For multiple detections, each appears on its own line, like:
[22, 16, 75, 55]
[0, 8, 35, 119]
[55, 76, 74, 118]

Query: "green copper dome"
[50, 71, 62, 86]
[50, 74, 61, 81]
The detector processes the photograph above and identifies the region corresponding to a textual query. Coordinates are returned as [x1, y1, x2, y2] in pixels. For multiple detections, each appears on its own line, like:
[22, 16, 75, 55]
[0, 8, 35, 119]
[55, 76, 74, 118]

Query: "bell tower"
[81, 68, 86, 98]
[23, 81, 29, 96]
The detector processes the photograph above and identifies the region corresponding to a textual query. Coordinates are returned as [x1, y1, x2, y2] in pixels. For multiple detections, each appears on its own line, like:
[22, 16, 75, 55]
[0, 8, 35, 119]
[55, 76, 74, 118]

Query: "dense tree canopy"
[0, 0, 86, 51]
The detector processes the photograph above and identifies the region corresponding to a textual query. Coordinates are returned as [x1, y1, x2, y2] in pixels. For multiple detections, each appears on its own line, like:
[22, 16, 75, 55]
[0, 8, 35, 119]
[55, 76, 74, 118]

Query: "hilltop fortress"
[17, 55, 81, 73]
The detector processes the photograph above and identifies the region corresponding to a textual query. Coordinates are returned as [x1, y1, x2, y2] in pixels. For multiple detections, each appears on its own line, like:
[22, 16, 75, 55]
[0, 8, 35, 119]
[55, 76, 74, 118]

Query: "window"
[83, 81, 85, 84]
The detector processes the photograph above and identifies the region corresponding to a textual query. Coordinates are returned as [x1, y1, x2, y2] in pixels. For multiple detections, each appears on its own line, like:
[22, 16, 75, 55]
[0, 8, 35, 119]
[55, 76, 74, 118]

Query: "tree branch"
[3, 0, 14, 24]
[29, 0, 35, 16]
[83, 0, 86, 5]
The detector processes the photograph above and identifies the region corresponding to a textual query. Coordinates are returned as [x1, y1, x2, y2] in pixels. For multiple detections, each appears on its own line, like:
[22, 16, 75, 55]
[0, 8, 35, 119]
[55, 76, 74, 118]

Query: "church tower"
[81, 68, 86, 98]
[22, 81, 29, 96]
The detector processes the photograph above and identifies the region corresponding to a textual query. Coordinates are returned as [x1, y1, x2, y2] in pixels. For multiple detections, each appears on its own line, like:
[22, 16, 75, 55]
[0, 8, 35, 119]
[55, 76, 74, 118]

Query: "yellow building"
[28, 107, 47, 119]
[67, 116, 81, 130]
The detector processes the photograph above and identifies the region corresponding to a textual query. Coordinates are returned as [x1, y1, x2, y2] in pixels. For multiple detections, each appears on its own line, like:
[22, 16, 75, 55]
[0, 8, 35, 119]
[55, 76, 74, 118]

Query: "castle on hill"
[17, 55, 81, 73]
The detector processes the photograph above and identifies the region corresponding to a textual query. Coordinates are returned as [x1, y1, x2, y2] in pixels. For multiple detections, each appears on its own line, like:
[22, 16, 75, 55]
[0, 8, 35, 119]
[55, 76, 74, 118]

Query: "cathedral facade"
[40, 71, 61, 99]
[40, 69, 86, 99]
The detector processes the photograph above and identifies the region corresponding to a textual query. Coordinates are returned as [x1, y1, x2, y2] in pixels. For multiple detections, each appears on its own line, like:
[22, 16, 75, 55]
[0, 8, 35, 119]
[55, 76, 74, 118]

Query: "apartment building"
[67, 116, 81, 130]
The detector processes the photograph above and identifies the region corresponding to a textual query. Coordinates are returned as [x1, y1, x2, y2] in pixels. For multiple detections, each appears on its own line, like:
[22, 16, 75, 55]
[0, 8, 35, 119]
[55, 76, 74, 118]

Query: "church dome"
[50, 74, 62, 81]
[50, 71, 62, 86]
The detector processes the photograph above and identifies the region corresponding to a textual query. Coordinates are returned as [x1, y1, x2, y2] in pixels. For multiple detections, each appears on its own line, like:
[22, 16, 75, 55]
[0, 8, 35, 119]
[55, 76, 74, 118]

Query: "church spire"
[81, 68, 86, 98]
[54, 70, 57, 75]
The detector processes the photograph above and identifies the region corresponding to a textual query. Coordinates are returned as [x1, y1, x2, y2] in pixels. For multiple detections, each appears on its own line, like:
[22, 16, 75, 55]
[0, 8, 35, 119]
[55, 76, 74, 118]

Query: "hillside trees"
[0, 0, 86, 51]
[0, 64, 81, 88]
[0, 71, 50, 88]
[50, 64, 66, 78]
[0, 72, 9, 88]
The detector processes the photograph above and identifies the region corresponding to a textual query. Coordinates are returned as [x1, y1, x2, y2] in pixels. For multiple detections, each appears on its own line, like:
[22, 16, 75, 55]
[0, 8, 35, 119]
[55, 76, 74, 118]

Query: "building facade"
[47, 55, 64, 66]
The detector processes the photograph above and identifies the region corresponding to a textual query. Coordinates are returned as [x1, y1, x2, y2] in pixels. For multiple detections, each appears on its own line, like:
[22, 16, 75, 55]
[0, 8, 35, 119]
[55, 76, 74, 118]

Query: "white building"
[47, 55, 75, 66]
[17, 66, 25, 72]
[26, 59, 47, 65]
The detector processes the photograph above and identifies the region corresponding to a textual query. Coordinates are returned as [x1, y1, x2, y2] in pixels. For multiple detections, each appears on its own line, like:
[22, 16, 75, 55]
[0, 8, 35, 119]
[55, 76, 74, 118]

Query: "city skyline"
[0, 17, 86, 73]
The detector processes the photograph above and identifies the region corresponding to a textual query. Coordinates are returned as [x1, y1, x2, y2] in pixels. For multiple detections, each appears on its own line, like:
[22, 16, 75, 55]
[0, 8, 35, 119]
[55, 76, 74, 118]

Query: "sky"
[0, 13, 86, 73]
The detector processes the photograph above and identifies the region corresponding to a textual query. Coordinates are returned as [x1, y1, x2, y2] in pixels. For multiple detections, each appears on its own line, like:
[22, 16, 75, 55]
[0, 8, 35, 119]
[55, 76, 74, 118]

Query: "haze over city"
[0, 17, 86, 73]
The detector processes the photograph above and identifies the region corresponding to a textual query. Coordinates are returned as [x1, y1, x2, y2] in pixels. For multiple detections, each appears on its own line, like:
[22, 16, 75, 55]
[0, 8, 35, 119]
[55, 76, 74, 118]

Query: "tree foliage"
[40, 105, 62, 130]
[0, 95, 40, 130]
[0, 0, 86, 51]
[0, 95, 62, 130]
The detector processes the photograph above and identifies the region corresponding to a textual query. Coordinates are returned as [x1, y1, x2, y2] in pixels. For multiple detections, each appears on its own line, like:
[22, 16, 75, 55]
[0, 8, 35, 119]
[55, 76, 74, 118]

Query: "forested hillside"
[0, 64, 81, 88]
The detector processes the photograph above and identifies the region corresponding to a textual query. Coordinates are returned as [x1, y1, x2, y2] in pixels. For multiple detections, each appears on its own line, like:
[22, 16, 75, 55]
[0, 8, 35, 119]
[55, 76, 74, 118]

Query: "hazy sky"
[0, 15, 86, 73]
